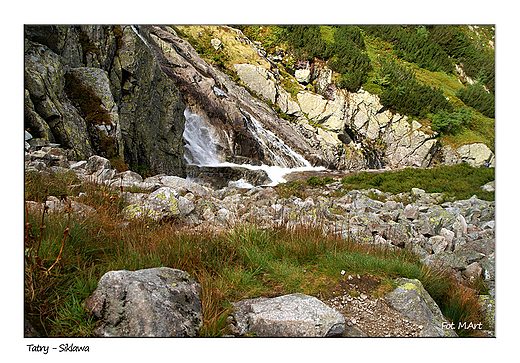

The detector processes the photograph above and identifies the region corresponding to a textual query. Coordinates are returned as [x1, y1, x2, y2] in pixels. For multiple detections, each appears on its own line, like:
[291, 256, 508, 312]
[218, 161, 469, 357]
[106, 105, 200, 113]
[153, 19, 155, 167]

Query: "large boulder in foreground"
[384, 278, 457, 337]
[85, 267, 203, 337]
[228, 293, 345, 337]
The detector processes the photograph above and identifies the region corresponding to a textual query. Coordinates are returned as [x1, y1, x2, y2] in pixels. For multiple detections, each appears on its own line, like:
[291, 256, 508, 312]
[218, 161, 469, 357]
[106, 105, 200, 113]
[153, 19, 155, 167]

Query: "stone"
[478, 295, 495, 331]
[440, 228, 455, 251]
[85, 268, 203, 337]
[430, 235, 448, 254]
[84, 155, 111, 175]
[481, 181, 495, 192]
[210, 38, 222, 51]
[122, 187, 180, 220]
[462, 262, 483, 279]
[145, 175, 211, 196]
[233, 63, 277, 103]
[216, 208, 236, 227]
[295, 69, 311, 84]
[114, 170, 144, 188]
[228, 293, 345, 337]
[384, 278, 457, 337]
[178, 196, 195, 216]
[453, 214, 468, 238]
[187, 165, 271, 189]
[456, 143, 495, 167]
[403, 203, 419, 220]
[26, 198, 97, 218]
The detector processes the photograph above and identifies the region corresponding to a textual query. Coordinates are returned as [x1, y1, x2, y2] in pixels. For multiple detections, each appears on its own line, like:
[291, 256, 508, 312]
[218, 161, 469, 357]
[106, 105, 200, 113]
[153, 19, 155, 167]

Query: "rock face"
[384, 278, 458, 337]
[25, 24, 494, 174]
[457, 143, 495, 167]
[145, 26, 331, 169]
[85, 268, 203, 337]
[228, 293, 345, 337]
[24, 25, 186, 177]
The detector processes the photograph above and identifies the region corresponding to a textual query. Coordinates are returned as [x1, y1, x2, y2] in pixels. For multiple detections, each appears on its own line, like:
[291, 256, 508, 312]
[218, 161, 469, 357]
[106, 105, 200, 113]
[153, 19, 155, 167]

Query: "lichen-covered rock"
[228, 293, 345, 337]
[85, 267, 203, 337]
[384, 278, 458, 337]
[456, 143, 495, 167]
[122, 186, 180, 220]
[116, 26, 186, 177]
[24, 39, 94, 160]
[233, 63, 278, 102]
[65, 67, 123, 159]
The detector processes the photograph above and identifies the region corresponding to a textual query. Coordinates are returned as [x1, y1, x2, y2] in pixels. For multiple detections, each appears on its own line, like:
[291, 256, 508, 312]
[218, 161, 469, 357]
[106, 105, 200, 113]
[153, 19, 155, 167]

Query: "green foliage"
[432, 107, 472, 135]
[427, 25, 495, 93]
[341, 163, 495, 201]
[283, 25, 371, 92]
[305, 175, 335, 187]
[283, 25, 331, 61]
[377, 58, 453, 118]
[235, 26, 286, 54]
[361, 25, 452, 73]
[456, 84, 495, 119]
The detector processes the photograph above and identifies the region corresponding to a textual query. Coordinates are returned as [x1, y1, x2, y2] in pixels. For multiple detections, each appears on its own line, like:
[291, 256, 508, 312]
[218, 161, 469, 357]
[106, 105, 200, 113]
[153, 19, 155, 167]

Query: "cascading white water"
[183, 108, 324, 187]
[242, 111, 311, 168]
[183, 109, 221, 166]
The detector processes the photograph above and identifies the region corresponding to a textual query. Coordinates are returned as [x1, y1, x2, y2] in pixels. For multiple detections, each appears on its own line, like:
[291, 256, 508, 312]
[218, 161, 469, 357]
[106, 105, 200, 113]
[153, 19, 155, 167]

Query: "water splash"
[183, 109, 324, 187]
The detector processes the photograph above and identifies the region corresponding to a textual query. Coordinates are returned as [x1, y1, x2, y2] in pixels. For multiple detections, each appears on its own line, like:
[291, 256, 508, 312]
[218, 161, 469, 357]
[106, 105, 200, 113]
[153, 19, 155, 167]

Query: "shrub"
[456, 84, 495, 118]
[361, 25, 452, 73]
[427, 25, 495, 93]
[341, 163, 494, 201]
[377, 58, 453, 118]
[432, 107, 472, 134]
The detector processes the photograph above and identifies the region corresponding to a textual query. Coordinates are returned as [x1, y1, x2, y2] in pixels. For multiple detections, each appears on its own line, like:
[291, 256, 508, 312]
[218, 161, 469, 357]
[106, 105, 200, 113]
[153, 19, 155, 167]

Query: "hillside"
[178, 25, 495, 153]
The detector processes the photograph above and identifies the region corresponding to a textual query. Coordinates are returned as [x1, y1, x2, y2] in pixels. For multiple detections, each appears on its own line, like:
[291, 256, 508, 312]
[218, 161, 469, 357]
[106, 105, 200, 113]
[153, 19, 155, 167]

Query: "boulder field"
[25, 146, 495, 337]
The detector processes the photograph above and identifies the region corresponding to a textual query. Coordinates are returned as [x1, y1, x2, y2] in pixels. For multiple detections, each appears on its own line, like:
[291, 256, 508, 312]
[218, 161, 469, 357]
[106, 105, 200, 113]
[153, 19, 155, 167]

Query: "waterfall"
[241, 111, 311, 168]
[183, 109, 323, 187]
[183, 109, 221, 166]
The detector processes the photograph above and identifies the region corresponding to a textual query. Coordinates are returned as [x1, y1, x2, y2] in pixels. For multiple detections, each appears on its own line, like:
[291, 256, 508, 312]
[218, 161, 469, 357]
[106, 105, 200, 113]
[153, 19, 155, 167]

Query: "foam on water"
[183, 109, 325, 187]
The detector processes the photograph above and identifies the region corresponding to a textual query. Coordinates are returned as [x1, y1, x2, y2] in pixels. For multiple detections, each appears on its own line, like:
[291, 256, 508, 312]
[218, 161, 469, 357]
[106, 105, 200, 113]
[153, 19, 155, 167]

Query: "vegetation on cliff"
[198, 25, 494, 151]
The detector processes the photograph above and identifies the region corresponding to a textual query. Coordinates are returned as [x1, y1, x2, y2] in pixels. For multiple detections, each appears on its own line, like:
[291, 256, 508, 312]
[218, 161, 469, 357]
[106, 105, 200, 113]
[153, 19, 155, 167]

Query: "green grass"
[341, 163, 494, 201]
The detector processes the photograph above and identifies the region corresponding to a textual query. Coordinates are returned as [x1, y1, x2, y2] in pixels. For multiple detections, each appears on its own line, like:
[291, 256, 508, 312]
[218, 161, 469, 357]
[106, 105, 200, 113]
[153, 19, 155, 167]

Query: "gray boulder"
[456, 143, 495, 167]
[384, 278, 457, 337]
[85, 267, 203, 337]
[228, 293, 345, 337]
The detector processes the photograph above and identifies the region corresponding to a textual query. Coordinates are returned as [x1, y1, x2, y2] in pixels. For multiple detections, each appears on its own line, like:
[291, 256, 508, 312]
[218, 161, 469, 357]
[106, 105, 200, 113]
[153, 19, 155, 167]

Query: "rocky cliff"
[24, 25, 186, 177]
[24, 25, 495, 177]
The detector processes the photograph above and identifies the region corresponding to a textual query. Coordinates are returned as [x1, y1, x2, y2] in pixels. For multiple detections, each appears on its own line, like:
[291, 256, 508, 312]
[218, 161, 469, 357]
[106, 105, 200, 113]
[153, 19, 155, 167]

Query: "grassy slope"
[361, 29, 495, 151]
